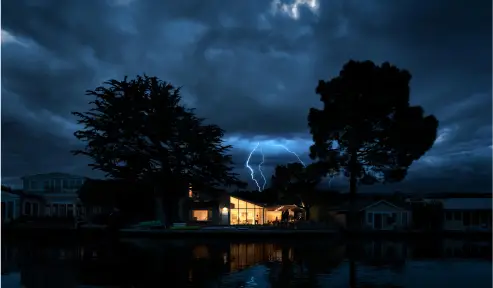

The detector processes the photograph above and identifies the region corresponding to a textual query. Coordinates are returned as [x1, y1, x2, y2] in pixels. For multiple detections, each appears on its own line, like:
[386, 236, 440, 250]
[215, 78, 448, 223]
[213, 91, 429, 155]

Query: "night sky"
[2, 0, 491, 192]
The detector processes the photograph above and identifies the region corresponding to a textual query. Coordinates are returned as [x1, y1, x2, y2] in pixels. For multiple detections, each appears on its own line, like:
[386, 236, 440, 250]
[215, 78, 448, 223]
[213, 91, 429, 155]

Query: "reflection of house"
[21, 173, 87, 217]
[329, 200, 412, 230]
[443, 239, 491, 258]
[442, 198, 492, 231]
[363, 241, 409, 261]
[228, 243, 291, 271]
[1, 191, 21, 223]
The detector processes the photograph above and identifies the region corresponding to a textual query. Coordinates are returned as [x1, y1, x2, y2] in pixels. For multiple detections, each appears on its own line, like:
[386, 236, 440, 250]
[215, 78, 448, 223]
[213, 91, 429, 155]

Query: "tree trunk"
[348, 148, 358, 232]
[305, 206, 311, 221]
[154, 186, 167, 228]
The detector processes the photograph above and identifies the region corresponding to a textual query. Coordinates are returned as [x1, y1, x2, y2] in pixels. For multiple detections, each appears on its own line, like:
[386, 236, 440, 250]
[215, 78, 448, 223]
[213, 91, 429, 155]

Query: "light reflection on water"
[1, 237, 491, 287]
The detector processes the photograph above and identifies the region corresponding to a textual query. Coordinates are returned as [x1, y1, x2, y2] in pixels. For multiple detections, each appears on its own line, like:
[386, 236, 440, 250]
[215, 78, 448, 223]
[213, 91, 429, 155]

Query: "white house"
[442, 198, 492, 231]
[21, 173, 87, 218]
[1, 191, 21, 223]
[329, 200, 412, 230]
[362, 200, 412, 230]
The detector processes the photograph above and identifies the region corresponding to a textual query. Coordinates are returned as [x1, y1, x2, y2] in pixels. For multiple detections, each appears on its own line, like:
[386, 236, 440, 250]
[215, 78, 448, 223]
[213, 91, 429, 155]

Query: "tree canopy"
[308, 60, 438, 227]
[308, 60, 438, 186]
[72, 75, 245, 214]
[270, 162, 328, 219]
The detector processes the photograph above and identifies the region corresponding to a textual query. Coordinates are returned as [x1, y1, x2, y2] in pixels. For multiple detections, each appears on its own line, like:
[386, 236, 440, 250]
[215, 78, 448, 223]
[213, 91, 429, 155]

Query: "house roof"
[329, 199, 409, 212]
[21, 173, 87, 180]
[1, 191, 20, 199]
[442, 198, 492, 210]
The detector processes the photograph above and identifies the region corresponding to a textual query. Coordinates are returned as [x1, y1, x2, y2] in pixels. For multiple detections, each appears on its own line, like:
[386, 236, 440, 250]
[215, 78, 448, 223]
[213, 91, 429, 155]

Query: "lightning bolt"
[328, 176, 334, 189]
[274, 144, 306, 167]
[258, 147, 267, 191]
[246, 142, 262, 191]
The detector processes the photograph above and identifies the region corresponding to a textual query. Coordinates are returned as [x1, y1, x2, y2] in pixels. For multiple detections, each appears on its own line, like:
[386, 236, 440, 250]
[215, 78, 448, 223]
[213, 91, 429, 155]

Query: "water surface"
[2, 236, 491, 287]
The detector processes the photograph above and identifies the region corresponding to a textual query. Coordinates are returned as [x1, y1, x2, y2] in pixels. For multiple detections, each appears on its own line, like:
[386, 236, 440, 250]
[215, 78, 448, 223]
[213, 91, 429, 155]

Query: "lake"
[1, 235, 491, 287]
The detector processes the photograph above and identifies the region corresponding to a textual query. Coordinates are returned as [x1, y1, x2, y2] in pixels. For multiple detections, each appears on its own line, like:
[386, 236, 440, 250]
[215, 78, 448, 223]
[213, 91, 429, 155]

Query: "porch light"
[221, 207, 228, 214]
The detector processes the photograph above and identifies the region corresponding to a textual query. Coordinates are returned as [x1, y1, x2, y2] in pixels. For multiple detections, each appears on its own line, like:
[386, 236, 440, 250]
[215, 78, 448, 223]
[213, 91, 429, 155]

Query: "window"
[453, 211, 462, 221]
[24, 202, 31, 215]
[445, 211, 453, 220]
[33, 203, 39, 216]
[53, 204, 59, 216]
[60, 204, 67, 217]
[387, 213, 396, 225]
[192, 210, 209, 221]
[54, 180, 62, 192]
[62, 180, 70, 189]
[23, 180, 30, 190]
[7, 202, 13, 219]
[43, 181, 51, 191]
[463, 212, 470, 226]
[402, 212, 408, 225]
[68, 204, 74, 217]
[30, 181, 39, 190]
[367, 213, 373, 223]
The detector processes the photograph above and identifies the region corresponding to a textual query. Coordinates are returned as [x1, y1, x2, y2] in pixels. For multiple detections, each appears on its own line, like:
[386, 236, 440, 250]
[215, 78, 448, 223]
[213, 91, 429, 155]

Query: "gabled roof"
[443, 198, 492, 210]
[361, 200, 407, 211]
[1, 191, 21, 199]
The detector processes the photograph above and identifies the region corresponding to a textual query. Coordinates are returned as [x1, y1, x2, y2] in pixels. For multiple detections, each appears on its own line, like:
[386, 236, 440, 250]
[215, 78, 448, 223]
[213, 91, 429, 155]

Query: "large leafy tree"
[271, 162, 327, 220]
[308, 60, 438, 229]
[72, 75, 245, 226]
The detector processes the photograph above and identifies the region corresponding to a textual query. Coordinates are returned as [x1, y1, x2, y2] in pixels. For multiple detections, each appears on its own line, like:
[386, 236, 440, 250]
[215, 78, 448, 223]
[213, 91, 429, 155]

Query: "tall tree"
[271, 162, 326, 220]
[72, 75, 245, 226]
[308, 60, 438, 230]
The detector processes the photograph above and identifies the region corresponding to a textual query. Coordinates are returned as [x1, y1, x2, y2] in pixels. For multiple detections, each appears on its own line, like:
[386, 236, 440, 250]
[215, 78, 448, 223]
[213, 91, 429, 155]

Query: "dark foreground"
[2, 233, 492, 288]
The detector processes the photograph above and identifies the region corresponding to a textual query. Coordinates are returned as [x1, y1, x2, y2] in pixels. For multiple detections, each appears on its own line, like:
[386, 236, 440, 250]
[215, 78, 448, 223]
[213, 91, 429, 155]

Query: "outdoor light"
[221, 207, 228, 214]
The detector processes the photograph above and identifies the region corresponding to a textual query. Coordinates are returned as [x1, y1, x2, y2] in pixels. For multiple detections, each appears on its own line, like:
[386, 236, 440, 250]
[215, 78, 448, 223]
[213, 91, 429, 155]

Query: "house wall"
[364, 202, 411, 230]
[229, 196, 265, 225]
[1, 192, 21, 222]
[21, 173, 86, 218]
[328, 211, 347, 227]
[443, 210, 492, 231]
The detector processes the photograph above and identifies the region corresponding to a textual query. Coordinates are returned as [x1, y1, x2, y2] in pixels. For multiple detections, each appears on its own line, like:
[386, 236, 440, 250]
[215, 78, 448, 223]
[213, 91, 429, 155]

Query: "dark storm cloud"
[2, 0, 491, 191]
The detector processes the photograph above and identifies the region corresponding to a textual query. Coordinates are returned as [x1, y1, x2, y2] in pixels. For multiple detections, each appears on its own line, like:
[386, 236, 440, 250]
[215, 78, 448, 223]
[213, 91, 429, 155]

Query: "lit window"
[192, 210, 209, 221]
[188, 184, 193, 198]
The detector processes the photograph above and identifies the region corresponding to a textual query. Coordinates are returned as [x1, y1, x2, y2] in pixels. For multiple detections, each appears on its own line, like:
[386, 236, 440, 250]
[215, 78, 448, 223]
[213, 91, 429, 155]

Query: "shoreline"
[2, 225, 491, 240]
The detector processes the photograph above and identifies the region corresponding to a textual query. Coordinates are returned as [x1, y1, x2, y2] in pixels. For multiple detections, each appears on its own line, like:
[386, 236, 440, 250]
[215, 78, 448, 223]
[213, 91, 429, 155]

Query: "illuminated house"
[188, 187, 300, 225]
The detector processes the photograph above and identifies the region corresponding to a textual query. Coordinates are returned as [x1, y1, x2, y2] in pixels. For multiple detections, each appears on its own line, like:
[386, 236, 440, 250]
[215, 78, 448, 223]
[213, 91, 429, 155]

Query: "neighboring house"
[21, 173, 87, 218]
[442, 198, 492, 231]
[1, 191, 21, 223]
[328, 200, 412, 230]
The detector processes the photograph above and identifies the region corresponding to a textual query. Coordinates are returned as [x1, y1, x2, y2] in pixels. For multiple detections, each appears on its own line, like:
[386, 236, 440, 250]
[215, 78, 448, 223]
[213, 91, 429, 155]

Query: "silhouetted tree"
[308, 60, 438, 230]
[271, 162, 327, 220]
[72, 75, 245, 227]
[1, 185, 12, 192]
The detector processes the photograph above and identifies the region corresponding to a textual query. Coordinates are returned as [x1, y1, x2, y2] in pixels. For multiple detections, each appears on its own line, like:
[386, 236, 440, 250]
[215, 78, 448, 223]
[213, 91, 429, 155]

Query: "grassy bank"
[2, 224, 491, 242]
